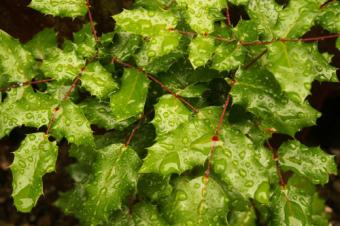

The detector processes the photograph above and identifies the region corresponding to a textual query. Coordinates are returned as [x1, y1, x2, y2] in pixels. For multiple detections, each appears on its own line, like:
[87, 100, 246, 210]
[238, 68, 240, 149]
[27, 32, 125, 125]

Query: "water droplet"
[232, 160, 238, 166]
[176, 190, 187, 201]
[239, 169, 246, 177]
[182, 137, 189, 144]
[214, 159, 226, 173]
[321, 157, 327, 163]
[245, 180, 254, 187]
[254, 182, 270, 204]
[26, 113, 34, 119]
[68, 135, 75, 143]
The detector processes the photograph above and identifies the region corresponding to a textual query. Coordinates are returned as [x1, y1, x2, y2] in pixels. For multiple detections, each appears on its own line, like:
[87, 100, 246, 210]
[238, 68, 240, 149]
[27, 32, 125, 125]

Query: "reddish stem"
[320, 0, 336, 8]
[266, 140, 286, 187]
[63, 75, 82, 101]
[201, 94, 231, 198]
[225, 3, 232, 27]
[111, 57, 199, 113]
[85, 0, 99, 42]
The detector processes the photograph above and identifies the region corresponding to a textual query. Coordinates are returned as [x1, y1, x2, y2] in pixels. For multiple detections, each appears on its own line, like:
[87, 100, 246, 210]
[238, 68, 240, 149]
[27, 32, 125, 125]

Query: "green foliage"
[11, 133, 58, 212]
[1, 0, 339, 225]
[29, 0, 87, 17]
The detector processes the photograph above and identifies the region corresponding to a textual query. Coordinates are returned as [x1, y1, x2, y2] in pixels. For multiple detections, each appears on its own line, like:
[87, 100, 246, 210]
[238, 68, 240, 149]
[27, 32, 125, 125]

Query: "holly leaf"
[188, 35, 215, 69]
[317, 1, 340, 33]
[113, 8, 183, 73]
[102, 31, 142, 61]
[113, 8, 178, 37]
[110, 68, 150, 121]
[50, 101, 94, 146]
[211, 42, 245, 72]
[159, 61, 224, 93]
[279, 140, 337, 185]
[140, 107, 220, 175]
[176, 0, 227, 33]
[29, 0, 87, 17]
[244, 0, 281, 39]
[137, 174, 173, 202]
[273, 0, 322, 38]
[212, 123, 274, 201]
[134, 32, 183, 73]
[228, 206, 257, 226]
[266, 42, 337, 102]
[40, 48, 85, 82]
[0, 88, 58, 139]
[79, 98, 134, 130]
[24, 28, 57, 60]
[134, 0, 173, 10]
[64, 23, 97, 59]
[161, 176, 229, 225]
[0, 30, 35, 86]
[152, 94, 191, 135]
[11, 133, 58, 212]
[57, 144, 141, 225]
[80, 61, 118, 98]
[131, 202, 169, 226]
[269, 176, 321, 226]
[232, 67, 320, 135]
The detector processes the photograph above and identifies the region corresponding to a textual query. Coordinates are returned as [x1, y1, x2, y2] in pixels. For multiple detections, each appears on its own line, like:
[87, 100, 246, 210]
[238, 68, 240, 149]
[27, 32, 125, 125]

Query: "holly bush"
[0, 0, 339, 225]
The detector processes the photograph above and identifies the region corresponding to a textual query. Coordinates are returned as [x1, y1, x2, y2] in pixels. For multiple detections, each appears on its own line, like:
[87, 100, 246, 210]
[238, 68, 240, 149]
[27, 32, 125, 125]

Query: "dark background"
[0, 0, 339, 225]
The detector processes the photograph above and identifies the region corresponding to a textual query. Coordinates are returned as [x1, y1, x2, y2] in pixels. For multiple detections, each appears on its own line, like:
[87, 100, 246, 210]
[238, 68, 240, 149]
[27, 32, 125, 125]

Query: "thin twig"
[85, 0, 99, 42]
[320, 0, 336, 9]
[198, 94, 231, 217]
[266, 140, 286, 187]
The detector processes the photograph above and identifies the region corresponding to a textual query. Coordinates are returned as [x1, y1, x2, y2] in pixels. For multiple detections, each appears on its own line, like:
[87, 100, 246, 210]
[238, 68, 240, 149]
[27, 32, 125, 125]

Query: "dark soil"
[0, 0, 339, 225]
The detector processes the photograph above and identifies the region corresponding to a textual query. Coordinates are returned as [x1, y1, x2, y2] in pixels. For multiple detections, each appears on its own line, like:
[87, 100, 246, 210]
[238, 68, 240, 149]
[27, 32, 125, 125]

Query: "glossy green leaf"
[269, 176, 322, 226]
[134, 32, 182, 73]
[211, 42, 245, 72]
[64, 23, 97, 59]
[162, 176, 229, 225]
[134, 0, 173, 10]
[273, 0, 322, 38]
[50, 101, 94, 146]
[40, 48, 85, 82]
[228, 206, 257, 226]
[79, 98, 134, 130]
[279, 140, 337, 185]
[29, 0, 87, 17]
[189, 35, 215, 68]
[0, 30, 35, 86]
[137, 174, 173, 202]
[232, 67, 320, 135]
[266, 42, 337, 102]
[244, 0, 281, 39]
[113, 8, 178, 37]
[318, 1, 340, 33]
[104, 32, 142, 61]
[81, 61, 118, 98]
[140, 107, 220, 175]
[110, 68, 150, 121]
[213, 123, 274, 200]
[132, 202, 169, 226]
[0, 88, 58, 139]
[57, 144, 141, 225]
[11, 133, 58, 212]
[176, 0, 227, 33]
[152, 94, 191, 135]
[24, 28, 57, 60]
